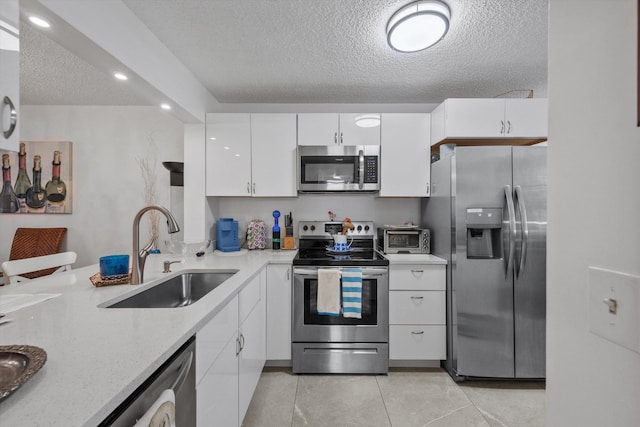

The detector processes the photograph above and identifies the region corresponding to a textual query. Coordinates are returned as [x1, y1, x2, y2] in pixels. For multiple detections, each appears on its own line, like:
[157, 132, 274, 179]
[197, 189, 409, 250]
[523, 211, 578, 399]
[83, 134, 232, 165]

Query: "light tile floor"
[242, 368, 545, 427]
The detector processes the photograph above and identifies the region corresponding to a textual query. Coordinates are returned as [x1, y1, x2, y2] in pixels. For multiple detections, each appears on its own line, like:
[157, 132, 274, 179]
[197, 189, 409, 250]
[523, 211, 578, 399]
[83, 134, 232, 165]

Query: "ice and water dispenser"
[466, 208, 502, 259]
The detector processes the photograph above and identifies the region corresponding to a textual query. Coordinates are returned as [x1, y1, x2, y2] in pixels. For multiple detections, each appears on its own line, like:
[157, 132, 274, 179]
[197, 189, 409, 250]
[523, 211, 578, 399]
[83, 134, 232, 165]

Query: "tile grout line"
[457, 383, 498, 427]
[375, 375, 394, 427]
[290, 373, 300, 427]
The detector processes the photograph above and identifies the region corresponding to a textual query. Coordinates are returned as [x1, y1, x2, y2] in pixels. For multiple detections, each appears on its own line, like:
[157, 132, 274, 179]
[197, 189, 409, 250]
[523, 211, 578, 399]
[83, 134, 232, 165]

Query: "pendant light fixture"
[386, 0, 451, 53]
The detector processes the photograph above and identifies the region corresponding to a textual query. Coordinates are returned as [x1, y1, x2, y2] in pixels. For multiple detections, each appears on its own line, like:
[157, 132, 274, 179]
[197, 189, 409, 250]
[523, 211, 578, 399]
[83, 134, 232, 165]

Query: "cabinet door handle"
[252, 182, 256, 194]
[239, 333, 245, 352]
[410, 296, 424, 300]
[507, 120, 512, 134]
[411, 331, 425, 335]
[500, 120, 505, 134]
[246, 182, 250, 194]
[286, 268, 290, 280]
[236, 337, 241, 356]
[334, 132, 338, 144]
[410, 269, 424, 273]
[340, 132, 343, 145]
[2, 96, 17, 139]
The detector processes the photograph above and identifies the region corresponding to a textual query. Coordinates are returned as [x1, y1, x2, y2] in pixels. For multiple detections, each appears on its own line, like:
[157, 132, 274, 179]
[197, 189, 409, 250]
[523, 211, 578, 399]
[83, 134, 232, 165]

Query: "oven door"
[297, 145, 380, 192]
[292, 266, 389, 343]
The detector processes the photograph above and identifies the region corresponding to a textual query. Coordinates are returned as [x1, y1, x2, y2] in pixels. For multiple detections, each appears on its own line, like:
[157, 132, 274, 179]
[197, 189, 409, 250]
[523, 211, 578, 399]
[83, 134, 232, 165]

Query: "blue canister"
[216, 218, 240, 252]
[99, 254, 130, 278]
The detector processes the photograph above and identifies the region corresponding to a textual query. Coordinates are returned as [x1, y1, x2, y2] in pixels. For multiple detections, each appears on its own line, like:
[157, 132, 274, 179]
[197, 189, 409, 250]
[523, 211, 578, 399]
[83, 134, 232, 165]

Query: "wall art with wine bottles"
[0, 141, 73, 214]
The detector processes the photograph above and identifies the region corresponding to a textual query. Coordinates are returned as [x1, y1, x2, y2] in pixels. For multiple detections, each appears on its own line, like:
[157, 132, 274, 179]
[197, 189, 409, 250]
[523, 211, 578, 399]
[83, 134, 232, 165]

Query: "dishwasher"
[99, 337, 196, 426]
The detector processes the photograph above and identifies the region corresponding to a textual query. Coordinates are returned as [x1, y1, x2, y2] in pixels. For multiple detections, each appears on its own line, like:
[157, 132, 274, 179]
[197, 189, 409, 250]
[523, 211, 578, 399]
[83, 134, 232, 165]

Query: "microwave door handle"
[358, 149, 365, 189]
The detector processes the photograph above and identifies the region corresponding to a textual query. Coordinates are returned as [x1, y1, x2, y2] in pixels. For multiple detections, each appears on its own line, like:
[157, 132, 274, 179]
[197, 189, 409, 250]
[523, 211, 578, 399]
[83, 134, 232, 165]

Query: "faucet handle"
[163, 260, 182, 273]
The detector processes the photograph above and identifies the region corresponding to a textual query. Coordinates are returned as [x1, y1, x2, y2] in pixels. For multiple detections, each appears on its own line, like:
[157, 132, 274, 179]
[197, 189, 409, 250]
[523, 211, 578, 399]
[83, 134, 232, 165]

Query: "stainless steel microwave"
[297, 145, 380, 193]
[377, 227, 431, 254]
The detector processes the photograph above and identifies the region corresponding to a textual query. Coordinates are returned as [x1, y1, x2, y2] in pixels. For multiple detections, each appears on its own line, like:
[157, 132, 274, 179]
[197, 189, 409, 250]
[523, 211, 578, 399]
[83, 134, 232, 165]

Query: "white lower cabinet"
[196, 270, 266, 426]
[238, 269, 266, 422]
[388, 263, 446, 361]
[197, 332, 239, 427]
[266, 264, 291, 360]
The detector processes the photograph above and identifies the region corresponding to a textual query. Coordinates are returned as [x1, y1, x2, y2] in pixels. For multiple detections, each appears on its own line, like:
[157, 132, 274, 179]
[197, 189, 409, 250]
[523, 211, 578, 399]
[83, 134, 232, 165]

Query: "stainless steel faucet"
[132, 205, 180, 285]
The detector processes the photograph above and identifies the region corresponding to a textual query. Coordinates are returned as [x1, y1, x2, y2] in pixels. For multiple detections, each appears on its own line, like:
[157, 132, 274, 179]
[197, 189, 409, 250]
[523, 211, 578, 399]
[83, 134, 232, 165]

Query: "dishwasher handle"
[170, 350, 193, 393]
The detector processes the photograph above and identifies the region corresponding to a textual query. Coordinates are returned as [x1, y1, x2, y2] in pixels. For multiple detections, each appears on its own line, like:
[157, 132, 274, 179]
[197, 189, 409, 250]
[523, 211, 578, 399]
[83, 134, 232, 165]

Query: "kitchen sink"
[102, 270, 238, 308]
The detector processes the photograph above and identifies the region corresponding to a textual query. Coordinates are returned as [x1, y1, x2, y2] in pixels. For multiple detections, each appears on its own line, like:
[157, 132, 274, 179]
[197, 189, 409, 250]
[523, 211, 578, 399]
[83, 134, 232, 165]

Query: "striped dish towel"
[342, 269, 362, 319]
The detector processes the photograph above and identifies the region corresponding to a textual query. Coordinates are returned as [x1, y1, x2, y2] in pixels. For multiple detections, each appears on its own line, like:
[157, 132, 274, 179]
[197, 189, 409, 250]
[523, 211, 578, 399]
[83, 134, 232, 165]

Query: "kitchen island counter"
[0, 250, 295, 426]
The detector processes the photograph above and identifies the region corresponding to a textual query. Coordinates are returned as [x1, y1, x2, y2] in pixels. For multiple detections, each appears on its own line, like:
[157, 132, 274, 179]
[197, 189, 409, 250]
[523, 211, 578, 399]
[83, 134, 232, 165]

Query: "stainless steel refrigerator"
[423, 146, 546, 380]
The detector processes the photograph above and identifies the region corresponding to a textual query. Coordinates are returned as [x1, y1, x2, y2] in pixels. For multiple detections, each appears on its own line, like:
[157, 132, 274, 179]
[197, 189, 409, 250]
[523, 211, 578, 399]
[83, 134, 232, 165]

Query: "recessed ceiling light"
[210, 137, 217, 141]
[387, 0, 451, 53]
[29, 16, 50, 28]
[114, 72, 127, 81]
[354, 114, 381, 128]
[234, 154, 240, 157]
[223, 146, 230, 150]
[160, 103, 171, 110]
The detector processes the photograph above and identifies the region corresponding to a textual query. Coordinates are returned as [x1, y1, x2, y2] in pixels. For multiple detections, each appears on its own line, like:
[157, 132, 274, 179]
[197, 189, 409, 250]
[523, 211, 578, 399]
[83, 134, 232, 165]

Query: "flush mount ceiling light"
[114, 72, 127, 81]
[354, 114, 381, 128]
[386, 0, 451, 53]
[160, 103, 171, 110]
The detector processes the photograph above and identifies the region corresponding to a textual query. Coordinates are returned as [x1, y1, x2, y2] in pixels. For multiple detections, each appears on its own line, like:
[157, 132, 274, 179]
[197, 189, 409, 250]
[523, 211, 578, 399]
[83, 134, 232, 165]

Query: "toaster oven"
[377, 228, 430, 254]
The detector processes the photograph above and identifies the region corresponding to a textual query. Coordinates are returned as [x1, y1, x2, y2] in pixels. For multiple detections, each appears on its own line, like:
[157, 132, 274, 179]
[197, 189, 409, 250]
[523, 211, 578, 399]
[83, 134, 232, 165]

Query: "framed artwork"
[0, 141, 73, 214]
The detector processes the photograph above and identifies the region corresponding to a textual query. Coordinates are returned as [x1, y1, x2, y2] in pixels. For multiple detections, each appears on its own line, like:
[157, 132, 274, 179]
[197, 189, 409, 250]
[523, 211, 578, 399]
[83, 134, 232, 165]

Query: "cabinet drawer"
[389, 291, 445, 324]
[389, 265, 445, 290]
[389, 325, 446, 360]
[196, 296, 239, 385]
[239, 274, 261, 324]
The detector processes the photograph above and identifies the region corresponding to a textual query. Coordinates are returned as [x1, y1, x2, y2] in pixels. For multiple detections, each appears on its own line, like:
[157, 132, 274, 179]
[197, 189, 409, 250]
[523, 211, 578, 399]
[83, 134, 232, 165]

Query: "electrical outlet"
[588, 266, 640, 354]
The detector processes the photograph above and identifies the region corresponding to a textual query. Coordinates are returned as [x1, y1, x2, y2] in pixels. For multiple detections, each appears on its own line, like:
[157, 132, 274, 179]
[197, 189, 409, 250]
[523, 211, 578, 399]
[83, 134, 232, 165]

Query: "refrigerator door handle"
[504, 185, 516, 277]
[514, 185, 529, 277]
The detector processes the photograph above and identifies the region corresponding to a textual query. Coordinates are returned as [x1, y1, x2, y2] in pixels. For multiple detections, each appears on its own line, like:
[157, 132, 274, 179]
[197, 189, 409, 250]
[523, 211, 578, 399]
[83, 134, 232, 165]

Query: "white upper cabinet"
[298, 113, 381, 146]
[430, 98, 548, 145]
[206, 113, 297, 197]
[0, 0, 20, 152]
[250, 114, 297, 197]
[380, 113, 431, 197]
[206, 113, 252, 196]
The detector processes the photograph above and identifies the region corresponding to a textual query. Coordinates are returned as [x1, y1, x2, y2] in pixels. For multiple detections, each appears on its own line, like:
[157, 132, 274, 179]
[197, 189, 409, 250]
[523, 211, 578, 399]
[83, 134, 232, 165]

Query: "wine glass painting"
[0, 141, 73, 214]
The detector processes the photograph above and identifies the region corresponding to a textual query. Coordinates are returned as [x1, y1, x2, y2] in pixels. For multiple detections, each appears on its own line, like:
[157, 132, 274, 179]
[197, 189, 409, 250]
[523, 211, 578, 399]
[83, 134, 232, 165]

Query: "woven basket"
[90, 272, 131, 287]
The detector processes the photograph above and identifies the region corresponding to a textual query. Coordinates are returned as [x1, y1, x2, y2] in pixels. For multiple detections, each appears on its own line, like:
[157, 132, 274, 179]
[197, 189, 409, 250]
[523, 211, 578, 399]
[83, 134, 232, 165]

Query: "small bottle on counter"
[272, 210, 281, 250]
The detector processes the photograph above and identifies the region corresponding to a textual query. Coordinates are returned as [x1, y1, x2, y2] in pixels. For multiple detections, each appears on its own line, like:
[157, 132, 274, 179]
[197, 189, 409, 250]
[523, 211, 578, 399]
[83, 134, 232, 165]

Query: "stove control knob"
[310, 225, 316, 231]
[357, 225, 363, 232]
[364, 225, 370, 232]
[303, 225, 308, 231]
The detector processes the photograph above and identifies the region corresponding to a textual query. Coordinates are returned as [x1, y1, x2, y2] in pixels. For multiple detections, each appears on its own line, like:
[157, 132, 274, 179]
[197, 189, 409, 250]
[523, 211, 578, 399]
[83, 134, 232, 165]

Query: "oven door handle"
[293, 267, 388, 278]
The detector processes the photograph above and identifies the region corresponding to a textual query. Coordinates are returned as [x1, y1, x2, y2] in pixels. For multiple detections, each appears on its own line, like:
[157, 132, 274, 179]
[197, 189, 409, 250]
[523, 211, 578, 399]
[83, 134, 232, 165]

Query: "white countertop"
[0, 249, 295, 426]
[382, 253, 447, 265]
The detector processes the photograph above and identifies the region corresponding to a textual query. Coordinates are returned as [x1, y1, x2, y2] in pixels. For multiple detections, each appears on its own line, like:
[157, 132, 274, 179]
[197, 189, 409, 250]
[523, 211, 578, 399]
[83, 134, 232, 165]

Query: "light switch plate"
[588, 266, 640, 354]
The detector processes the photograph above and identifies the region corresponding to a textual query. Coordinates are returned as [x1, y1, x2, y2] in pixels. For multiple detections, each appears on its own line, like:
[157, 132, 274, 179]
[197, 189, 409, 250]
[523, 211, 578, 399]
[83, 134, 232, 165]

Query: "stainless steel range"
[292, 220, 389, 374]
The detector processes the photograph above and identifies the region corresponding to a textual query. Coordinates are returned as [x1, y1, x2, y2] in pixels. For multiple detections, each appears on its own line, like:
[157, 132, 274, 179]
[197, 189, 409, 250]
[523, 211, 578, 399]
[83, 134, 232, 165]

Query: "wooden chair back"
[8, 227, 67, 278]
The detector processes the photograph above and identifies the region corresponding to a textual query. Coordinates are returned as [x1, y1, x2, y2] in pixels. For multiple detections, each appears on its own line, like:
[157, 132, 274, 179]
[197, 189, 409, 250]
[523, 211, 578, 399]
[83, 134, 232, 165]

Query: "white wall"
[214, 195, 421, 246]
[0, 106, 184, 267]
[547, 0, 640, 425]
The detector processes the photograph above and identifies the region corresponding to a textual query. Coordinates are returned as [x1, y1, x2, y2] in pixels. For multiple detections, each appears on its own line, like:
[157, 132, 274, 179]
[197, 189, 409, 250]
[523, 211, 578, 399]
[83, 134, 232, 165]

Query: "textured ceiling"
[20, 0, 548, 106]
[19, 20, 150, 106]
